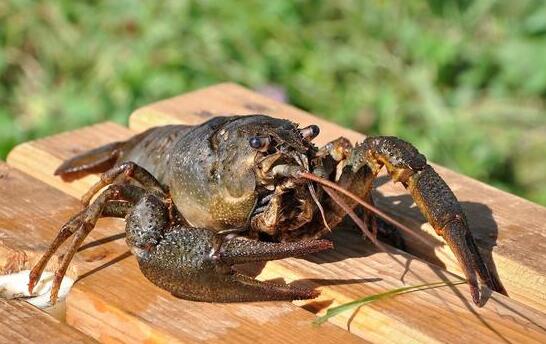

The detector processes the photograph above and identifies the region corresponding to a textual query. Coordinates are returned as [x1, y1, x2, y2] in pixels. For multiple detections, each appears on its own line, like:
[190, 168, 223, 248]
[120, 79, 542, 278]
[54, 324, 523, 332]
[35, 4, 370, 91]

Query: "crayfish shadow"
[235, 261, 382, 292]
[302, 228, 380, 264]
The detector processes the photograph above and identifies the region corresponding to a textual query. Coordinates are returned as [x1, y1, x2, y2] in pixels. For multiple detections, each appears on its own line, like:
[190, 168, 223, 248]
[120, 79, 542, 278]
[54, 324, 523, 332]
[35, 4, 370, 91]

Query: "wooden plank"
[66, 259, 365, 344]
[129, 82, 546, 313]
[0, 164, 127, 273]
[6, 122, 134, 200]
[0, 161, 366, 343]
[7, 123, 546, 343]
[0, 299, 96, 344]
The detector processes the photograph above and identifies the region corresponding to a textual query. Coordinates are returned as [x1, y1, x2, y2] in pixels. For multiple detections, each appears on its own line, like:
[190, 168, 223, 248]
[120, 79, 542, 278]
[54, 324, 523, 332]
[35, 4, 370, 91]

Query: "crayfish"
[28, 115, 506, 306]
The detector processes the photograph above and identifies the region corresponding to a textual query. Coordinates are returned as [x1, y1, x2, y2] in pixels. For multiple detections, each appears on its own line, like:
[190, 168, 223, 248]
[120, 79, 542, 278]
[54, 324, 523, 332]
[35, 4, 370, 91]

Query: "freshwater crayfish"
[28, 115, 507, 305]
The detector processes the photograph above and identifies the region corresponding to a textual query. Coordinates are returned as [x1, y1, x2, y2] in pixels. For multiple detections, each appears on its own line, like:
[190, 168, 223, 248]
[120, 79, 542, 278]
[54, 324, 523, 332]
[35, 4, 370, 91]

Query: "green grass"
[312, 280, 466, 326]
[1, 0, 545, 205]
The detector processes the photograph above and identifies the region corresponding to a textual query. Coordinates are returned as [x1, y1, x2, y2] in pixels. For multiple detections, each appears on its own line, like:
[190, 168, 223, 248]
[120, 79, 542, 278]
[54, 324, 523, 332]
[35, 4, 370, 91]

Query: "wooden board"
[0, 163, 366, 343]
[0, 163, 127, 274]
[0, 299, 96, 343]
[129, 82, 546, 313]
[6, 118, 546, 342]
[6, 122, 134, 200]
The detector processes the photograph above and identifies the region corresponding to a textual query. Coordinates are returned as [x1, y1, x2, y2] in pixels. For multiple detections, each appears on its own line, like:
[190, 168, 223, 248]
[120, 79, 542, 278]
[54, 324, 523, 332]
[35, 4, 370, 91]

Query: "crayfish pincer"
[28, 115, 506, 306]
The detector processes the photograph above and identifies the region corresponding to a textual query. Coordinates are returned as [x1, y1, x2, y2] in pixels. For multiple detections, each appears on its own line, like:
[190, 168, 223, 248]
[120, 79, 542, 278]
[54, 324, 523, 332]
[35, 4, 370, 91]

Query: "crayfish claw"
[228, 273, 321, 301]
[441, 219, 485, 305]
[219, 237, 333, 265]
[171, 273, 321, 302]
[345, 136, 508, 305]
[406, 166, 508, 305]
[135, 227, 331, 303]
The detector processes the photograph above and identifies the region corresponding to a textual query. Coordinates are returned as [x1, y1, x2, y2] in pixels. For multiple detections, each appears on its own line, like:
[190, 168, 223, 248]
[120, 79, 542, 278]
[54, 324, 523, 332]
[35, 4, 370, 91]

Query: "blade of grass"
[313, 280, 466, 326]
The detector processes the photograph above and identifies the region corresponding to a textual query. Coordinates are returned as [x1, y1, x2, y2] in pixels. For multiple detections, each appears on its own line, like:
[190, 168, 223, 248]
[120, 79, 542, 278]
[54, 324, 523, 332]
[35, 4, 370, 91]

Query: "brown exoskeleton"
[28, 115, 507, 305]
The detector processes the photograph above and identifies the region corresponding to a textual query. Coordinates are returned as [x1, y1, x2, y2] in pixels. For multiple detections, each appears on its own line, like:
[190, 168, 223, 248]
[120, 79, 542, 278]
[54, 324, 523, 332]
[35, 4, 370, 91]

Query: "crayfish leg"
[29, 184, 145, 304]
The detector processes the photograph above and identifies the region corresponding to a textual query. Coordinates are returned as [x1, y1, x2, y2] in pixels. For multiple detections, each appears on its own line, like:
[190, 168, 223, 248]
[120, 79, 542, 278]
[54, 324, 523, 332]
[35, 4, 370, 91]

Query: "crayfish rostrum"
[28, 115, 506, 305]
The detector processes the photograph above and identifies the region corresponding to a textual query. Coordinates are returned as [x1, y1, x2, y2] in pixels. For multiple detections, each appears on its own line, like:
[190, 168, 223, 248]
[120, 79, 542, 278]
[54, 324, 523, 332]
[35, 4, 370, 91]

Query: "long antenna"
[297, 171, 430, 247]
[322, 186, 387, 251]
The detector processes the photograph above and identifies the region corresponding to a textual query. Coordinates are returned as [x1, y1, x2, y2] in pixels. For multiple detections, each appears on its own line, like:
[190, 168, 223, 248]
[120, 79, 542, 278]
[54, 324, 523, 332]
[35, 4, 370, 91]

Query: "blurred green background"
[1, 1, 545, 205]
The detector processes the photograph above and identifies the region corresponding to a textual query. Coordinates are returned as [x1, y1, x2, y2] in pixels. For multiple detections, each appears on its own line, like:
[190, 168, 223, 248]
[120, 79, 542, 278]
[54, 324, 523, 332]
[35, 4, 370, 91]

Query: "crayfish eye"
[249, 136, 271, 151]
[299, 125, 320, 140]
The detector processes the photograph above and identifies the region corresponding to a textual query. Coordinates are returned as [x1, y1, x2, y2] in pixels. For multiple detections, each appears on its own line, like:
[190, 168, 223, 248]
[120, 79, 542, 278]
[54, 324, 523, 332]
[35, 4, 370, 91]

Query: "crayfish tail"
[54, 141, 123, 180]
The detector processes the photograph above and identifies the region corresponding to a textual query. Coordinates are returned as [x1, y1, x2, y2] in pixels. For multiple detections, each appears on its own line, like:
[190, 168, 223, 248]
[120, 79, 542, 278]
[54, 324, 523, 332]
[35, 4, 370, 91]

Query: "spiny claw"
[441, 219, 485, 305]
[135, 227, 332, 302]
[219, 237, 333, 265]
[442, 218, 507, 303]
[406, 165, 508, 305]
[347, 136, 507, 305]
[212, 272, 321, 302]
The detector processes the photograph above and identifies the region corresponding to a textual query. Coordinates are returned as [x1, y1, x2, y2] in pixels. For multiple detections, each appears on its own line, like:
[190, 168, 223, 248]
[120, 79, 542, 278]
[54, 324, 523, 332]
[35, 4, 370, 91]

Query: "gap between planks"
[5, 117, 546, 342]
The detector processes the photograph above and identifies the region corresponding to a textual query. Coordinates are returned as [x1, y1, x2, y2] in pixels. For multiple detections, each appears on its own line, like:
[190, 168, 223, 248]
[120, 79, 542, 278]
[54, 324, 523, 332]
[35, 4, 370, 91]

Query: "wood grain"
[0, 299, 96, 343]
[0, 162, 365, 343]
[129, 82, 546, 313]
[6, 122, 134, 200]
[6, 122, 546, 342]
[0, 163, 127, 273]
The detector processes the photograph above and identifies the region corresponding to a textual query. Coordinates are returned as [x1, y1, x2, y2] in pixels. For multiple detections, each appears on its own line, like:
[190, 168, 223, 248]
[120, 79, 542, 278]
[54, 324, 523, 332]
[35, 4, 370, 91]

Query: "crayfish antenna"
[296, 172, 430, 247]
[321, 186, 387, 252]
